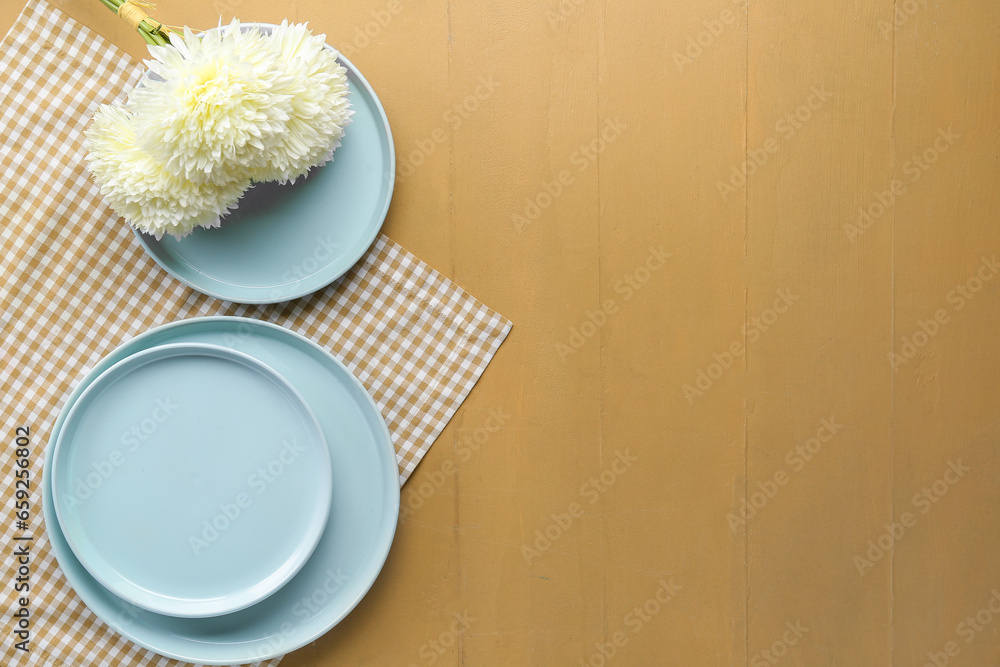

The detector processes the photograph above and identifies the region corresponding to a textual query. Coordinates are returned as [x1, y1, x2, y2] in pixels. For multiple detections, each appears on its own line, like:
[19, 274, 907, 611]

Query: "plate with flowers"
[86, 21, 394, 304]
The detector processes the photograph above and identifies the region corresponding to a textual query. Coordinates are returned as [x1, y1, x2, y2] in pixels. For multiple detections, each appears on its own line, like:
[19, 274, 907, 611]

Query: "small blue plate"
[51, 342, 332, 618]
[134, 30, 395, 304]
[43, 318, 400, 664]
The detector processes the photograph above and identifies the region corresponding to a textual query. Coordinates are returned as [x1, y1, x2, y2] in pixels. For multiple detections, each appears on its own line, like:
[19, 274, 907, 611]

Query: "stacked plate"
[42, 317, 399, 665]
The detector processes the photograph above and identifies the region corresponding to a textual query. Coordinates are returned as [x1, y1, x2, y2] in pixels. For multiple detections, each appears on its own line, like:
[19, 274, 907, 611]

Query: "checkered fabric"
[0, 1, 511, 665]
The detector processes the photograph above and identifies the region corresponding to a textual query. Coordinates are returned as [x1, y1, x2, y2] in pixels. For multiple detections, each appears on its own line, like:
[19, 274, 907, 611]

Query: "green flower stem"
[96, 0, 171, 46]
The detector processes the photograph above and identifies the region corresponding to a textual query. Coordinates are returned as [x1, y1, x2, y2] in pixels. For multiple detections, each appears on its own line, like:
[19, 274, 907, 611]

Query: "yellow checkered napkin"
[0, 1, 511, 664]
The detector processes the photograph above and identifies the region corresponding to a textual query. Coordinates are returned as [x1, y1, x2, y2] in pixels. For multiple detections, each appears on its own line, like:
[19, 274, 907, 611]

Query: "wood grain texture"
[3, 0, 998, 664]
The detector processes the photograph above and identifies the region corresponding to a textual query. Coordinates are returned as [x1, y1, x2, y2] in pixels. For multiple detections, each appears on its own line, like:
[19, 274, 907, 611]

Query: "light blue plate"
[51, 343, 332, 619]
[134, 31, 395, 304]
[42, 318, 400, 664]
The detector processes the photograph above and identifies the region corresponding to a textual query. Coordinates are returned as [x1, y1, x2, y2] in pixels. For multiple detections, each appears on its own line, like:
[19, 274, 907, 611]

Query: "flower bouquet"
[85, 1, 354, 239]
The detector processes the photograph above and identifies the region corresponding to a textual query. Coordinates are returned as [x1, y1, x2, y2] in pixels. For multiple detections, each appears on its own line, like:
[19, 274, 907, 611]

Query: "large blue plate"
[42, 317, 400, 664]
[134, 29, 395, 304]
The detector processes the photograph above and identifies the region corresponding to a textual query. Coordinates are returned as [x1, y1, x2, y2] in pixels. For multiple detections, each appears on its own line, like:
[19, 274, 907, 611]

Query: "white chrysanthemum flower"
[250, 21, 353, 184]
[85, 104, 249, 239]
[130, 21, 294, 183]
[85, 20, 354, 239]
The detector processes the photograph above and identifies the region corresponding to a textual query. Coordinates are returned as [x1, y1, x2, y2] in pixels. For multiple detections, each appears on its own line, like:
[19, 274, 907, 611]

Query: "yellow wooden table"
[4, 0, 998, 664]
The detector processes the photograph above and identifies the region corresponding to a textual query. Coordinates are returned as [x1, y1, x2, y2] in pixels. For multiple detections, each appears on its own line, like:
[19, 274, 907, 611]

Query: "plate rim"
[42, 317, 400, 664]
[50, 341, 333, 619]
[132, 32, 396, 305]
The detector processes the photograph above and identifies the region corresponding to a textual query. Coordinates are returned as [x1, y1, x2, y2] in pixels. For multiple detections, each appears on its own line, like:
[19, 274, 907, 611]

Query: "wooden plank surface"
[2, 0, 998, 664]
